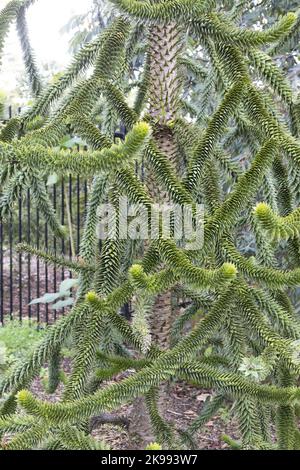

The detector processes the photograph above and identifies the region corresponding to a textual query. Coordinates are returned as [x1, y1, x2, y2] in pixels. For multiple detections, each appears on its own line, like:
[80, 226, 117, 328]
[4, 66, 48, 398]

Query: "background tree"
[61, 0, 114, 54]
[1, 0, 300, 450]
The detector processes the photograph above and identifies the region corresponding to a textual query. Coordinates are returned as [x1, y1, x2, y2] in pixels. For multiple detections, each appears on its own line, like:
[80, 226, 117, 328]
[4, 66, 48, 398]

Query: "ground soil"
[29, 359, 240, 450]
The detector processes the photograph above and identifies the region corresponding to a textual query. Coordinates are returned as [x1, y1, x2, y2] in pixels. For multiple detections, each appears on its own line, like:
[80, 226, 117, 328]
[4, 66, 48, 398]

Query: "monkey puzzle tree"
[1, 0, 300, 450]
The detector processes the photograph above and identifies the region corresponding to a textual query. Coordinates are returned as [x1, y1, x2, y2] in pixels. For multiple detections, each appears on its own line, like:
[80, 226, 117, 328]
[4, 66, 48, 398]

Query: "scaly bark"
[148, 20, 183, 349]
[129, 20, 183, 448]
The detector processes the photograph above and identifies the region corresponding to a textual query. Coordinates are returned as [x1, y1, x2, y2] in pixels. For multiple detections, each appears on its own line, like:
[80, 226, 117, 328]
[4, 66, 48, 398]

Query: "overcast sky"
[0, 0, 92, 94]
[25, 0, 92, 62]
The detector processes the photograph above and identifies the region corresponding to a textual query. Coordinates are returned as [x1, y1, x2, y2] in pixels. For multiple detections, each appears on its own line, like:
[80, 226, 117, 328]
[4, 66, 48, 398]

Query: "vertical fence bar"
[68, 175, 73, 282]
[53, 183, 57, 321]
[76, 145, 80, 254]
[9, 212, 13, 319]
[18, 193, 22, 321]
[61, 178, 65, 315]
[141, 154, 145, 183]
[83, 146, 88, 216]
[36, 206, 40, 322]
[76, 176, 80, 254]
[84, 180, 88, 215]
[27, 189, 31, 319]
[0, 218, 3, 324]
[45, 219, 49, 324]
[61, 177, 65, 277]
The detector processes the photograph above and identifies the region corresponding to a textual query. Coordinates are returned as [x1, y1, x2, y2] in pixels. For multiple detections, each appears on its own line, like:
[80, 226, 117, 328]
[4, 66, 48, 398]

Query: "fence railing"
[0, 107, 132, 324]
[0, 176, 89, 324]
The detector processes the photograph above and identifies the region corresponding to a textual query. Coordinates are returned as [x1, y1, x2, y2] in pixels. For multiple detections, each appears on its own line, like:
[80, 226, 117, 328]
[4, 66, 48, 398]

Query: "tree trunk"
[129, 20, 182, 448]
[148, 19, 183, 349]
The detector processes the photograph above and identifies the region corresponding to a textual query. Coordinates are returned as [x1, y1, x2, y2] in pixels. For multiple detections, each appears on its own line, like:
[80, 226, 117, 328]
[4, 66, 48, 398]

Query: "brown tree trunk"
[129, 20, 183, 448]
[148, 19, 183, 349]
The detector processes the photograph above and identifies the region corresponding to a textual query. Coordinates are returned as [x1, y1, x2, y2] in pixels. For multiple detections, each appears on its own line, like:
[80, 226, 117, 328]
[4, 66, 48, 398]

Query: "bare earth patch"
[27, 359, 240, 450]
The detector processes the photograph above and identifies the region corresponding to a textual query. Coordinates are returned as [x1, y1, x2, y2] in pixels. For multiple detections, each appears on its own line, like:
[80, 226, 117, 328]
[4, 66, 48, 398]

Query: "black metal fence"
[0, 176, 89, 324]
[0, 107, 132, 325]
[0, 106, 91, 324]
